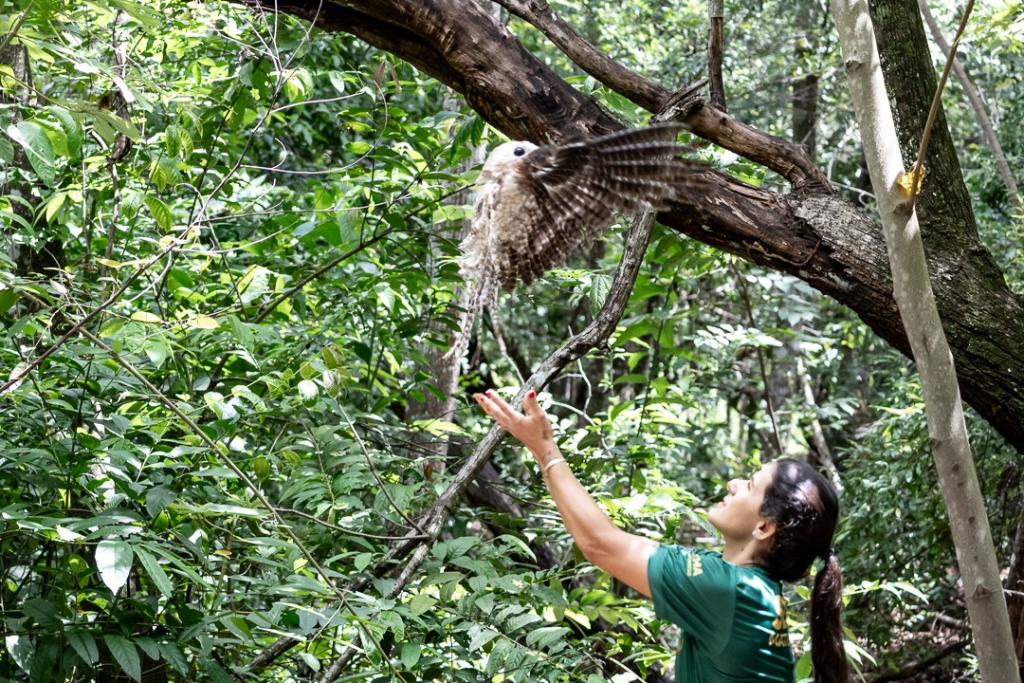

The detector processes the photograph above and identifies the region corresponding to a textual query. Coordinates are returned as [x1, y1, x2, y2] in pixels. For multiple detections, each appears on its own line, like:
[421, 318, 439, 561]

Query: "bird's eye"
[513, 146, 526, 157]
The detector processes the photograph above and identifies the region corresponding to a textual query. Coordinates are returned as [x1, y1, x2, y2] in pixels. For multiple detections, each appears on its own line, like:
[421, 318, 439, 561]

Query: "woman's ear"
[752, 518, 777, 541]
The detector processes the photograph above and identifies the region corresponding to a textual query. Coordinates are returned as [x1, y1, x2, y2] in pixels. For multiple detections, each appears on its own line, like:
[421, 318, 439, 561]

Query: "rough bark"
[867, 0, 1024, 436]
[219, 0, 1024, 457]
[916, 0, 1022, 213]
[830, 0, 1019, 680]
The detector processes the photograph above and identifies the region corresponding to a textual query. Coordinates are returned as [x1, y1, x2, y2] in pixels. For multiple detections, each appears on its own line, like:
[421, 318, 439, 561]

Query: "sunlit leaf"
[95, 540, 134, 595]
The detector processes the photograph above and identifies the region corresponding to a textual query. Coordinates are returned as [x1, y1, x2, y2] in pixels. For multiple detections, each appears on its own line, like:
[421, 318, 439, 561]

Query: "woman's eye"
[747, 480, 752, 490]
[513, 146, 525, 156]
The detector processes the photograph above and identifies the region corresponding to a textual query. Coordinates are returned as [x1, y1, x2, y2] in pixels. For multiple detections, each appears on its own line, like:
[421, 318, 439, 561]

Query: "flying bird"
[446, 123, 699, 360]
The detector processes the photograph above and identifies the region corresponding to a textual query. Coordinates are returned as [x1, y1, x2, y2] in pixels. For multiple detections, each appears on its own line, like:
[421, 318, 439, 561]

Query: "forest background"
[1, 0, 1022, 681]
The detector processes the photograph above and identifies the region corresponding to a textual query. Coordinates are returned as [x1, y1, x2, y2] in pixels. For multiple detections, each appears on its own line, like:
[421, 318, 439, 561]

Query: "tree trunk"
[792, 1, 820, 159]
[829, 0, 1020, 680]
[221, 0, 1024, 457]
[707, 0, 726, 111]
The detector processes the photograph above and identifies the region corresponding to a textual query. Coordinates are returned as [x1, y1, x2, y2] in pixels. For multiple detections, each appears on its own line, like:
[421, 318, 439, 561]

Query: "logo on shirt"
[768, 594, 789, 647]
[686, 554, 703, 577]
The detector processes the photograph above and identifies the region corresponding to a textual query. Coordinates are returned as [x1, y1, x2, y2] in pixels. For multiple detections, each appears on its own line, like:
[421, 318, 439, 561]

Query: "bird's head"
[479, 141, 538, 182]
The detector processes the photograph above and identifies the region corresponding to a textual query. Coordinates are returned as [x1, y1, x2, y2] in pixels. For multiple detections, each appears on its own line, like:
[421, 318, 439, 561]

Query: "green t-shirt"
[647, 545, 795, 683]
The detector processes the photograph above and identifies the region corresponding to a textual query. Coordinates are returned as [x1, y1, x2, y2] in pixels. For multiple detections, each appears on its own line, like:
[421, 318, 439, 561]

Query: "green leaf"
[142, 334, 171, 368]
[238, 266, 271, 305]
[6, 121, 55, 186]
[48, 106, 82, 159]
[474, 593, 495, 613]
[159, 642, 188, 675]
[795, 651, 812, 681]
[5, 634, 33, 674]
[103, 634, 141, 683]
[0, 288, 18, 316]
[44, 192, 66, 223]
[67, 630, 99, 665]
[496, 534, 536, 562]
[282, 68, 313, 102]
[130, 311, 162, 324]
[188, 314, 219, 330]
[145, 486, 175, 517]
[378, 610, 405, 640]
[525, 626, 569, 649]
[409, 594, 436, 615]
[22, 598, 60, 628]
[94, 107, 141, 141]
[135, 546, 173, 597]
[145, 195, 173, 232]
[177, 503, 263, 518]
[400, 643, 421, 669]
[95, 540, 134, 594]
[468, 625, 500, 651]
[411, 418, 466, 436]
[204, 391, 239, 421]
[298, 652, 320, 672]
[328, 70, 348, 94]
[589, 274, 612, 316]
[148, 156, 177, 192]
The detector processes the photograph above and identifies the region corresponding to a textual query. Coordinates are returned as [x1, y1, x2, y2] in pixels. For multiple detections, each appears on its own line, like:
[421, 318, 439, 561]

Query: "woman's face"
[707, 462, 777, 542]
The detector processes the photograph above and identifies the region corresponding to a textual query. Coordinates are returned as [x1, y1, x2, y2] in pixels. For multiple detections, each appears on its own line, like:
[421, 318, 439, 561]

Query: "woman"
[473, 389, 848, 683]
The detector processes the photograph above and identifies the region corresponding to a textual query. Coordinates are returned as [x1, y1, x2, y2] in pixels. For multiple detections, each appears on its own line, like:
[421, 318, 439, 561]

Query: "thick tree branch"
[490, 0, 829, 191]
[493, 0, 666, 112]
[225, 0, 1024, 454]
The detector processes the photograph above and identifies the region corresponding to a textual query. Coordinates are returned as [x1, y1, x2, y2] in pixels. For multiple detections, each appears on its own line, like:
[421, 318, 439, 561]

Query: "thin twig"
[339, 406, 428, 535]
[730, 261, 783, 455]
[278, 507, 430, 541]
[0, 1, 33, 55]
[314, 205, 660, 683]
[908, 0, 975, 209]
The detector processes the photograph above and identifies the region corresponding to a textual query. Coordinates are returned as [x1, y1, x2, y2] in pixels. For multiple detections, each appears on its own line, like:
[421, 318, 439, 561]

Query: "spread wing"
[504, 123, 699, 288]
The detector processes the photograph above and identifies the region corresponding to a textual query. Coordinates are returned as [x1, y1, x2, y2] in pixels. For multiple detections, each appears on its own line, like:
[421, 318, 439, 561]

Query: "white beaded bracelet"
[541, 458, 567, 473]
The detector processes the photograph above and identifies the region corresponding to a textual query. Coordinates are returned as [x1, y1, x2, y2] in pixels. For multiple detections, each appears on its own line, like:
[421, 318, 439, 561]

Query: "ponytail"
[810, 551, 848, 683]
[756, 459, 847, 683]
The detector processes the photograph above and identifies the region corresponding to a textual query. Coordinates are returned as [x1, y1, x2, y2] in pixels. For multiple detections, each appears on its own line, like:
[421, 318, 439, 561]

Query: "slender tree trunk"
[795, 355, 841, 490]
[916, 0, 1022, 213]
[792, 1, 819, 160]
[707, 0, 726, 110]
[829, 1, 1019, 680]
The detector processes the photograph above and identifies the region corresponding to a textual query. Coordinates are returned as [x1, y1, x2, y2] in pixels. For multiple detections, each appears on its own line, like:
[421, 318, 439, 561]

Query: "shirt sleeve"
[647, 545, 735, 654]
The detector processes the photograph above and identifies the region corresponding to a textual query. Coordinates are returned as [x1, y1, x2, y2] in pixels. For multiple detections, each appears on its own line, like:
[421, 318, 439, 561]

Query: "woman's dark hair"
[758, 458, 848, 683]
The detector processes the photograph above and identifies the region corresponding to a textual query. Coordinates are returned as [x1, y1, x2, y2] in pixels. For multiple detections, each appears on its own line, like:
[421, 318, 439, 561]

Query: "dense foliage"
[1, 1, 1021, 681]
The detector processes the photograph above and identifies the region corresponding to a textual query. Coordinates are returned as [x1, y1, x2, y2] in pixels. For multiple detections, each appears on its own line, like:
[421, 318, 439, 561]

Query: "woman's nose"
[727, 479, 738, 495]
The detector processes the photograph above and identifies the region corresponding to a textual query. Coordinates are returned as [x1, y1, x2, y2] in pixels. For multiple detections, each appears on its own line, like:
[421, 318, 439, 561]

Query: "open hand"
[473, 389, 556, 463]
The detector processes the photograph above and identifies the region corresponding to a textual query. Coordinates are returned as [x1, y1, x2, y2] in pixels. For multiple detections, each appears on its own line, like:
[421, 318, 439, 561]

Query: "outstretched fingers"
[523, 389, 544, 417]
[473, 390, 521, 429]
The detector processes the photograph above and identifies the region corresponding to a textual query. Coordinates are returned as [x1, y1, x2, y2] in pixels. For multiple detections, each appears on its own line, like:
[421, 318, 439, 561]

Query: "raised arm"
[474, 390, 657, 596]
